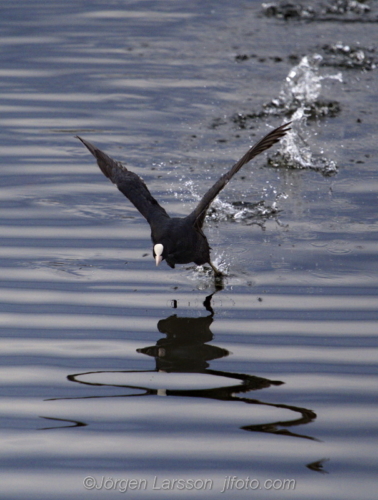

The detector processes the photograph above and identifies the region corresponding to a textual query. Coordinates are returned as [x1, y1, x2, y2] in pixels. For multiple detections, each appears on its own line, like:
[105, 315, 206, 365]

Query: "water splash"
[206, 197, 283, 226]
[183, 180, 284, 226]
[231, 53, 342, 131]
[194, 253, 230, 281]
[268, 55, 341, 175]
[267, 54, 342, 119]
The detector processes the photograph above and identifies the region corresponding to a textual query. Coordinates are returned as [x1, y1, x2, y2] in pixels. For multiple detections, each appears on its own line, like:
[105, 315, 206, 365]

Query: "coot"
[77, 123, 290, 276]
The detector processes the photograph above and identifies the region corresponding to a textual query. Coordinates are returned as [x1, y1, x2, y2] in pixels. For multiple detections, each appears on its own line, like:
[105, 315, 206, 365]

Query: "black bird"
[76, 123, 290, 277]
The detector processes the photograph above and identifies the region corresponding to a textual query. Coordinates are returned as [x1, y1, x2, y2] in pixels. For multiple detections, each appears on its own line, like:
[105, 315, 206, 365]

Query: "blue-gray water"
[1, 1, 377, 499]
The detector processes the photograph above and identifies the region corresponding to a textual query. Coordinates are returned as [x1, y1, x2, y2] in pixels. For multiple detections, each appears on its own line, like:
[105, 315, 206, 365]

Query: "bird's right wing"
[188, 123, 290, 228]
[77, 137, 169, 224]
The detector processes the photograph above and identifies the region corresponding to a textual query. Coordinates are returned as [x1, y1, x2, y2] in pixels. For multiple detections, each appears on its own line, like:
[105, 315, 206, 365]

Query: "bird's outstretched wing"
[77, 137, 169, 224]
[188, 123, 291, 228]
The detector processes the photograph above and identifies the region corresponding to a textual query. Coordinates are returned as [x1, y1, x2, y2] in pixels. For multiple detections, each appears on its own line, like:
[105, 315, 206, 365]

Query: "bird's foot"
[209, 261, 222, 276]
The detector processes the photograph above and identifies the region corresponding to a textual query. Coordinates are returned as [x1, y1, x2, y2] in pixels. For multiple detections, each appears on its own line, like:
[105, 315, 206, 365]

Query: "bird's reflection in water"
[44, 292, 317, 443]
[38, 416, 87, 430]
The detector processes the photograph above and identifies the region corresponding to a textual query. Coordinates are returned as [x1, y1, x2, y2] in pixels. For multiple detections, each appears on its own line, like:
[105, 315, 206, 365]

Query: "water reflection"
[45, 293, 317, 442]
[38, 416, 87, 430]
[306, 458, 329, 474]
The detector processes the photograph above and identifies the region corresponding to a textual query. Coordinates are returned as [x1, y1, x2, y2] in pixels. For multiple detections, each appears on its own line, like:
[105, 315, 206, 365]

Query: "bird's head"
[153, 243, 164, 266]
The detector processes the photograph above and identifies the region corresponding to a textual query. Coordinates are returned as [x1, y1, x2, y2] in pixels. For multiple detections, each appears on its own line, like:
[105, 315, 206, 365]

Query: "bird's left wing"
[188, 123, 290, 228]
[77, 137, 169, 224]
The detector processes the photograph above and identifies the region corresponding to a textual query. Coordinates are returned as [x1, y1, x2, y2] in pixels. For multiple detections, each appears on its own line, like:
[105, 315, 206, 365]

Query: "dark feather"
[188, 122, 291, 228]
[76, 136, 169, 224]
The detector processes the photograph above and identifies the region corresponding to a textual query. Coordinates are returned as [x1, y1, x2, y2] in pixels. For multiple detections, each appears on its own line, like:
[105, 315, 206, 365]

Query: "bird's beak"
[154, 243, 164, 267]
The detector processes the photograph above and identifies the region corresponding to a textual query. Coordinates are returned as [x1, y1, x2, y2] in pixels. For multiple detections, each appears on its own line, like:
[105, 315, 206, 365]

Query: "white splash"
[279, 54, 342, 111]
[275, 54, 341, 173]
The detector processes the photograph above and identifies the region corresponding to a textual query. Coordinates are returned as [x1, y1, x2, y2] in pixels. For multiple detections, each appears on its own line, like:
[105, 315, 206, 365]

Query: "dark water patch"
[262, 0, 377, 22]
[320, 42, 377, 70]
[268, 150, 338, 176]
[262, 1, 317, 20]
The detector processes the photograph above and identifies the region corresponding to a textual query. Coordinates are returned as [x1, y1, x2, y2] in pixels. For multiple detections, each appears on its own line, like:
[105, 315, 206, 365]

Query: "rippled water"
[1, 1, 377, 499]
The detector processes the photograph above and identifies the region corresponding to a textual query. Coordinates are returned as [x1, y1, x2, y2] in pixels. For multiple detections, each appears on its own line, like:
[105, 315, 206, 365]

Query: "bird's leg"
[209, 261, 222, 276]
[209, 261, 224, 290]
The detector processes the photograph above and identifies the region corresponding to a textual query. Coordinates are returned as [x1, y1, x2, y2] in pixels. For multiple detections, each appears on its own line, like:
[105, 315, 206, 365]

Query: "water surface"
[1, 1, 377, 499]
